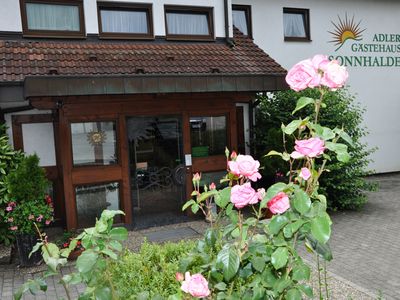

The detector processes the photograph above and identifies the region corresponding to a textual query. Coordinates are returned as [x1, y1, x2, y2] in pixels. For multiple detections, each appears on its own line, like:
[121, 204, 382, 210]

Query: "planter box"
[16, 234, 42, 267]
[0, 244, 12, 265]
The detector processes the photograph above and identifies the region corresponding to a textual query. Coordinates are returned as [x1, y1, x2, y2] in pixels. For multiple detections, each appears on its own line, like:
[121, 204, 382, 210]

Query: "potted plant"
[3, 154, 54, 266]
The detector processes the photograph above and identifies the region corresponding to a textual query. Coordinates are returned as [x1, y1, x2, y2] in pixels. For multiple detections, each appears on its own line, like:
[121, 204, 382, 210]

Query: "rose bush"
[180, 55, 351, 299]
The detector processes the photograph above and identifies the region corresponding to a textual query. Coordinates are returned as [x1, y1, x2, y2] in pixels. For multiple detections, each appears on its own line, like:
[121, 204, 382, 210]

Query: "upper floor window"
[164, 5, 214, 41]
[97, 2, 153, 39]
[20, 0, 85, 38]
[283, 8, 310, 41]
[232, 5, 252, 37]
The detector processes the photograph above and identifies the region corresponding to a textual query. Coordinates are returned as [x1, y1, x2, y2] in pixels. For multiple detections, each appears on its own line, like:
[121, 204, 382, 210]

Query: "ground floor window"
[75, 182, 121, 228]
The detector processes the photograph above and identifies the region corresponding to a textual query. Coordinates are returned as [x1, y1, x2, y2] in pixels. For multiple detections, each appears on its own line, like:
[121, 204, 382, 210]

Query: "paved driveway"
[325, 174, 400, 299]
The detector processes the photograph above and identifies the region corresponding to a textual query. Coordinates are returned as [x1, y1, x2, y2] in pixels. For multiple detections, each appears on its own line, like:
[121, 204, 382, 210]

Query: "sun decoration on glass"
[329, 14, 365, 51]
[87, 130, 107, 146]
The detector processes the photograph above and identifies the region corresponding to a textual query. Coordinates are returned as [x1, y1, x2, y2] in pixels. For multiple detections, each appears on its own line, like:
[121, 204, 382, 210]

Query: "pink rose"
[209, 182, 216, 190]
[321, 60, 348, 90]
[176, 272, 184, 281]
[311, 54, 330, 71]
[299, 167, 312, 180]
[285, 59, 321, 91]
[267, 192, 290, 214]
[10, 226, 18, 231]
[181, 272, 210, 298]
[36, 215, 43, 222]
[230, 151, 238, 160]
[228, 155, 261, 182]
[6, 206, 13, 212]
[291, 137, 325, 159]
[28, 214, 34, 220]
[231, 182, 261, 209]
[45, 220, 51, 225]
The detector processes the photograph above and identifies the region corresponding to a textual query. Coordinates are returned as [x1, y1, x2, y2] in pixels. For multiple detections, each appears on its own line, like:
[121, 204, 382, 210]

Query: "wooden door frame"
[11, 113, 65, 225]
[30, 92, 253, 229]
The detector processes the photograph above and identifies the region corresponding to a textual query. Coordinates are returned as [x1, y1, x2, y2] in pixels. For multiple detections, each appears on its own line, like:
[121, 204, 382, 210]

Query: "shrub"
[107, 240, 196, 299]
[3, 154, 53, 234]
[254, 88, 377, 210]
[0, 124, 23, 245]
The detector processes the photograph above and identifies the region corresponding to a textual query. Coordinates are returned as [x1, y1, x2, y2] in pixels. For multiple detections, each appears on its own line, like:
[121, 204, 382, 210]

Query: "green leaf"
[29, 242, 43, 258]
[214, 282, 227, 291]
[315, 126, 335, 141]
[310, 213, 332, 244]
[271, 247, 288, 270]
[292, 97, 315, 114]
[191, 203, 200, 214]
[292, 263, 311, 281]
[268, 215, 289, 235]
[251, 256, 266, 273]
[100, 210, 124, 221]
[265, 150, 283, 157]
[216, 187, 232, 208]
[273, 277, 291, 293]
[137, 291, 150, 300]
[298, 284, 314, 298]
[94, 287, 112, 300]
[76, 251, 98, 274]
[285, 288, 302, 300]
[109, 240, 122, 252]
[337, 151, 350, 163]
[293, 189, 311, 215]
[306, 234, 333, 261]
[339, 130, 355, 147]
[216, 246, 240, 281]
[101, 248, 118, 260]
[263, 182, 287, 206]
[109, 227, 128, 241]
[182, 199, 196, 211]
[283, 120, 302, 135]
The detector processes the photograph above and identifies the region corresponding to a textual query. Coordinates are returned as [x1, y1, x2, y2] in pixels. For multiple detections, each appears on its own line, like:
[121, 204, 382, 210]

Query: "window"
[71, 121, 118, 166]
[97, 2, 153, 39]
[190, 116, 227, 157]
[20, 0, 85, 37]
[75, 182, 121, 228]
[165, 5, 214, 40]
[232, 5, 252, 37]
[283, 8, 310, 41]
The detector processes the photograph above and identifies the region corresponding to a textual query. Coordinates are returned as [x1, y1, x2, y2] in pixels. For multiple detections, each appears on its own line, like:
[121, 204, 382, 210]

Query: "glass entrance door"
[127, 116, 185, 228]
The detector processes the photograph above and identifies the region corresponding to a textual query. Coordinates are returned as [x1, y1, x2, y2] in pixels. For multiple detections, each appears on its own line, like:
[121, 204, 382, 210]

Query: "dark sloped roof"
[0, 29, 286, 83]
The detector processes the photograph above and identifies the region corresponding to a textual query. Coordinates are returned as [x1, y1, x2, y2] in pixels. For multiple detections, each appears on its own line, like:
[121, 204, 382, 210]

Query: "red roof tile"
[0, 29, 286, 83]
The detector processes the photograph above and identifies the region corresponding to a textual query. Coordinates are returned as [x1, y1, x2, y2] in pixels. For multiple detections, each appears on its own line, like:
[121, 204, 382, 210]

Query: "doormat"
[143, 227, 200, 243]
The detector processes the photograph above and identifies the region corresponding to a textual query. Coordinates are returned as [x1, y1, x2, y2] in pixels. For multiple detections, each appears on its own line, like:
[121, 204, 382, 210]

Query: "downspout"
[224, 0, 235, 47]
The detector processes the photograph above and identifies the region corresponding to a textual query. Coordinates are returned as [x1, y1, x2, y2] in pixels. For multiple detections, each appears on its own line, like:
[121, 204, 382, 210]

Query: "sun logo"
[329, 14, 365, 51]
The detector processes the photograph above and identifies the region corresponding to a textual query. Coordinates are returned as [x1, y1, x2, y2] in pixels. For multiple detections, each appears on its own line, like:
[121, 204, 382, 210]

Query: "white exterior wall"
[232, 0, 400, 173]
[0, 0, 232, 38]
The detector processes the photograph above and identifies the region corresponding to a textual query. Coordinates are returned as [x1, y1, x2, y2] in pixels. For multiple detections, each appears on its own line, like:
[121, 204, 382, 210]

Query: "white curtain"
[100, 10, 148, 34]
[283, 13, 306, 37]
[166, 12, 209, 35]
[26, 3, 79, 31]
[232, 10, 248, 35]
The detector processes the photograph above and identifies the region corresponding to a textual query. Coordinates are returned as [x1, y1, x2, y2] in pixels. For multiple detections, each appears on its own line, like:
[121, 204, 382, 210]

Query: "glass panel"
[26, 3, 80, 31]
[127, 116, 186, 229]
[71, 121, 117, 166]
[200, 171, 227, 190]
[190, 116, 227, 156]
[22, 123, 56, 167]
[232, 10, 248, 35]
[283, 13, 306, 38]
[100, 9, 148, 34]
[75, 182, 120, 228]
[166, 12, 209, 35]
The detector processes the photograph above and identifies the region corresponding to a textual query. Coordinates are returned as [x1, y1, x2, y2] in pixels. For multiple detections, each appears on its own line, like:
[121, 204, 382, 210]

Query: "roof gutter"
[23, 73, 288, 98]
